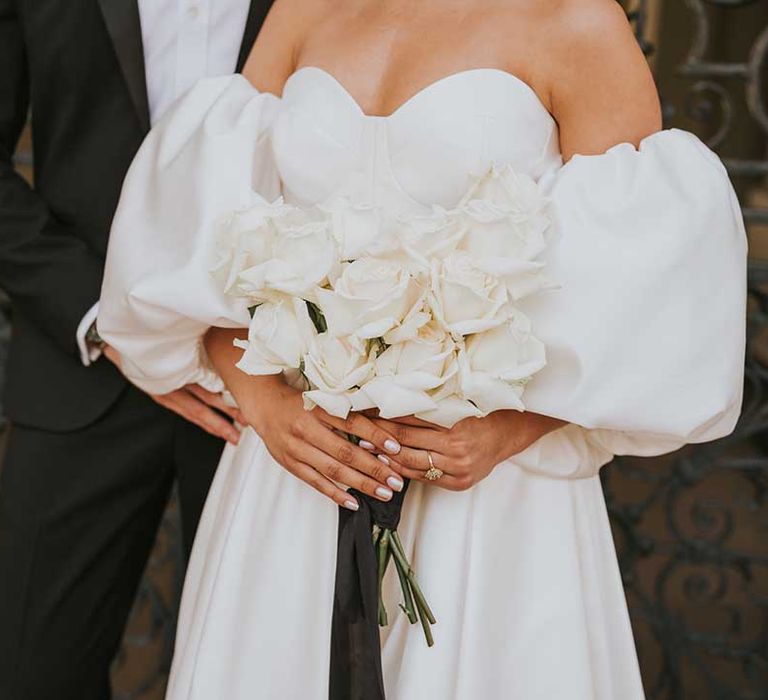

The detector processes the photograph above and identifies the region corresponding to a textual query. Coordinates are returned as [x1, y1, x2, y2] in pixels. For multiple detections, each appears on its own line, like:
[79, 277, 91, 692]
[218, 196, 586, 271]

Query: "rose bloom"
[459, 311, 547, 413]
[456, 165, 552, 300]
[315, 258, 425, 339]
[212, 198, 286, 294]
[394, 205, 465, 272]
[428, 252, 511, 337]
[302, 333, 376, 418]
[352, 322, 457, 419]
[228, 204, 340, 302]
[320, 197, 400, 260]
[234, 297, 317, 376]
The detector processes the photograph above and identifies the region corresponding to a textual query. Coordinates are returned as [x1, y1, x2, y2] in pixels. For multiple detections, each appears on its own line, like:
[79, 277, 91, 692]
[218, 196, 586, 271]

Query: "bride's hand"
[369, 411, 565, 491]
[242, 376, 405, 511]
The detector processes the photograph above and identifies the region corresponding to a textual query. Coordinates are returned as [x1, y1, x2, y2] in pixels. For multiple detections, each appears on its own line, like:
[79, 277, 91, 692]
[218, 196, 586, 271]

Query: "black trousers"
[0, 384, 223, 700]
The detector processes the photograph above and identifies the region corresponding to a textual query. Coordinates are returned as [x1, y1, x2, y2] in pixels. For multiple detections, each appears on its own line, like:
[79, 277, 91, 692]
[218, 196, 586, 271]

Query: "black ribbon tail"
[329, 483, 410, 700]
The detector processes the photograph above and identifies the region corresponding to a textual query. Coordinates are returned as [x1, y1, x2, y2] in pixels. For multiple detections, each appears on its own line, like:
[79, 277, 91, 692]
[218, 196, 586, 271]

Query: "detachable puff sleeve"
[98, 75, 281, 394]
[512, 129, 747, 479]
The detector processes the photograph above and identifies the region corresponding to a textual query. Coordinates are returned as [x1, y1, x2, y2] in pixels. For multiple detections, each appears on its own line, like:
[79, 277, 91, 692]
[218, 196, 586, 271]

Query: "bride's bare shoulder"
[242, 0, 338, 94]
[534, 0, 662, 158]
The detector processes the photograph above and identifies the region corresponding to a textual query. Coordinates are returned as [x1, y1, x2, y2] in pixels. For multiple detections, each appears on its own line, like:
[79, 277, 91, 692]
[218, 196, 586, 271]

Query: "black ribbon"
[329, 481, 410, 700]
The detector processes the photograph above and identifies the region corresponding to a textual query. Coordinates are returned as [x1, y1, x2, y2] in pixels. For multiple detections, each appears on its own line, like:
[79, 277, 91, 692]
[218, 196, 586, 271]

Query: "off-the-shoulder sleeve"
[98, 75, 281, 394]
[513, 129, 747, 479]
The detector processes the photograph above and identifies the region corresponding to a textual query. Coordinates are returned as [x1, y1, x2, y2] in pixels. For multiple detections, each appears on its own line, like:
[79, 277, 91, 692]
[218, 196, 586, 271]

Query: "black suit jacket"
[0, 0, 273, 431]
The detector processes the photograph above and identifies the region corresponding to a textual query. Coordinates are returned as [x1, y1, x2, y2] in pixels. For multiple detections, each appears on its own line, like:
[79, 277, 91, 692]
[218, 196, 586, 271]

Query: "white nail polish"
[344, 500, 360, 511]
[359, 440, 375, 450]
[387, 476, 404, 492]
[375, 486, 393, 500]
[384, 439, 401, 454]
[377, 454, 390, 466]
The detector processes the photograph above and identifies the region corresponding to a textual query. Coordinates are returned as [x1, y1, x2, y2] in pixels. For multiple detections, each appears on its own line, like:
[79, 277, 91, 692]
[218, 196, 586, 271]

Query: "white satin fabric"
[99, 69, 747, 699]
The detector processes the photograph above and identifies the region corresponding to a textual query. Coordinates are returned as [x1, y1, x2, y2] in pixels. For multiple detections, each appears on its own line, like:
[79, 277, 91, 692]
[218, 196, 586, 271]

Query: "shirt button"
[187, 4, 200, 19]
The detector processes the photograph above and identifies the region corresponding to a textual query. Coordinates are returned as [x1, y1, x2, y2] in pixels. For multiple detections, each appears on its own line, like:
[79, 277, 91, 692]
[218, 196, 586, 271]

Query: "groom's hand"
[103, 344, 242, 445]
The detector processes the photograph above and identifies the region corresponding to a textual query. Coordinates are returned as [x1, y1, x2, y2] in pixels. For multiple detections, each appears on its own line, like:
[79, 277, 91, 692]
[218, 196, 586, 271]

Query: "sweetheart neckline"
[284, 66, 556, 123]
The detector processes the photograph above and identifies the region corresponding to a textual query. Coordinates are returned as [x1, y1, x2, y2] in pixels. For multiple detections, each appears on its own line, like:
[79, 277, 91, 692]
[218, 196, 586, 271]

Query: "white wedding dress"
[99, 68, 747, 699]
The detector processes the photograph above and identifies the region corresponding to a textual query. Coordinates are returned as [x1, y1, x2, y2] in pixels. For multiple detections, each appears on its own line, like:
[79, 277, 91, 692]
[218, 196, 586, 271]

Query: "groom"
[0, 1, 274, 698]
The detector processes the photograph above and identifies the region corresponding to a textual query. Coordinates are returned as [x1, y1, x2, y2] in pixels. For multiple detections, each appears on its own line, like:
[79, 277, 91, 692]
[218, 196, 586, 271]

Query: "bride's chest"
[270, 68, 561, 211]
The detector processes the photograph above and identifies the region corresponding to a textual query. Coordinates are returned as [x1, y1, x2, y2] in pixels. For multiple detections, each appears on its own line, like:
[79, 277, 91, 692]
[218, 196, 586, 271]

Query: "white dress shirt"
[78, 0, 252, 365]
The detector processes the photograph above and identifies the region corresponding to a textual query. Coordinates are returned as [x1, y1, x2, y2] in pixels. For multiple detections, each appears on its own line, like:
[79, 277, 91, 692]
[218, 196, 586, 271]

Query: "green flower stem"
[392, 548, 418, 624]
[369, 520, 435, 644]
[376, 529, 390, 627]
[389, 531, 436, 625]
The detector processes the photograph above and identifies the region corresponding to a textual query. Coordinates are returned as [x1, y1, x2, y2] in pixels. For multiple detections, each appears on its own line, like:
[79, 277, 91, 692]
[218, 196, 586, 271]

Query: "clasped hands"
[240, 375, 564, 512]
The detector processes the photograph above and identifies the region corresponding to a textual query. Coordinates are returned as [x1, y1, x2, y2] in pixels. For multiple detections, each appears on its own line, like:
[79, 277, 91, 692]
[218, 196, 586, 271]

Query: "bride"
[99, 0, 747, 698]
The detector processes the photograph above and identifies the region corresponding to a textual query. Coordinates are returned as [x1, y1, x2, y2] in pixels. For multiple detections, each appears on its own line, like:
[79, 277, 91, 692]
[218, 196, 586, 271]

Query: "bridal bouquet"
[212, 164, 551, 647]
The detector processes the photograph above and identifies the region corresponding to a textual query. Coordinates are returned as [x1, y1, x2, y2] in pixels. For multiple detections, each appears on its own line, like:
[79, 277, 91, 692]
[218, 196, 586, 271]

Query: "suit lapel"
[97, 0, 151, 133]
[236, 0, 274, 72]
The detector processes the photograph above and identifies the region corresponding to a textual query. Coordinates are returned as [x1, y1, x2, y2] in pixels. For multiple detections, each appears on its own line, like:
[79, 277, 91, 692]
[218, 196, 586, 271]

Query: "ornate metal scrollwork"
[606, 2, 768, 698]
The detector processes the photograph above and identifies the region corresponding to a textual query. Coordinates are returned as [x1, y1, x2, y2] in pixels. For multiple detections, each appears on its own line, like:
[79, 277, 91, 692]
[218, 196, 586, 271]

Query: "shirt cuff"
[76, 302, 101, 366]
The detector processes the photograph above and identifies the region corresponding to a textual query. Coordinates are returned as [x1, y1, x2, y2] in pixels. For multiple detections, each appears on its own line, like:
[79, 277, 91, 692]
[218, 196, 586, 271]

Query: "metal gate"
[602, 2, 768, 698]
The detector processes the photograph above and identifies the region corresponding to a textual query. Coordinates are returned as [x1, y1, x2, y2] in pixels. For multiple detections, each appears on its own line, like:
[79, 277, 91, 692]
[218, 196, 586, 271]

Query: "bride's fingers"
[307, 420, 405, 492]
[318, 410, 402, 457]
[298, 444, 396, 502]
[370, 419, 447, 452]
[289, 460, 360, 511]
[396, 463, 466, 491]
[378, 415, 447, 430]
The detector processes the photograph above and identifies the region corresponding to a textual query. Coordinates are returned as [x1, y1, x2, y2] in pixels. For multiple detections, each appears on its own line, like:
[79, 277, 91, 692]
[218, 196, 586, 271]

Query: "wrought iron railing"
[605, 2, 768, 698]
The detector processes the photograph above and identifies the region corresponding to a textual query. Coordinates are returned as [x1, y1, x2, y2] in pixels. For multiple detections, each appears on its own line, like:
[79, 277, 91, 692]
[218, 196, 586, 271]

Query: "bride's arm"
[372, 5, 666, 487]
[548, 0, 662, 160]
[202, 3, 409, 509]
[205, 328, 407, 510]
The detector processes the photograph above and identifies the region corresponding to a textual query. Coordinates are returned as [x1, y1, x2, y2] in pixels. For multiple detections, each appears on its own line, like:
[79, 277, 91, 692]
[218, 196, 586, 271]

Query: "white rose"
[459, 311, 546, 413]
[409, 352, 481, 428]
[212, 198, 286, 294]
[315, 258, 424, 339]
[381, 299, 431, 345]
[457, 165, 552, 299]
[414, 313, 546, 427]
[320, 197, 399, 260]
[394, 206, 465, 271]
[234, 297, 317, 375]
[353, 322, 457, 418]
[428, 252, 510, 337]
[231, 205, 340, 302]
[302, 333, 376, 418]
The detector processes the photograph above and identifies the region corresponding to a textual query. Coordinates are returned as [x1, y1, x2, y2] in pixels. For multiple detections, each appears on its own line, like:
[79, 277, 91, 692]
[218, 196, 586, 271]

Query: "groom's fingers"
[185, 383, 243, 422]
[153, 389, 241, 445]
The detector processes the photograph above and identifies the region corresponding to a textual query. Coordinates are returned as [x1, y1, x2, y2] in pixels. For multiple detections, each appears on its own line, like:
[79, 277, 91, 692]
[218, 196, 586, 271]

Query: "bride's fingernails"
[387, 476, 404, 492]
[377, 454, 390, 466]
[344, 499, 359, 511]
[359, 440, 375, 451]
[384, 439, 401, 455]
[375, 486, 393, 501]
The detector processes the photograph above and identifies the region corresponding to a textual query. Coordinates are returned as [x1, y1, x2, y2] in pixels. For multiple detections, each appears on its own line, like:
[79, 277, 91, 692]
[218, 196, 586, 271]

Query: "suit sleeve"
[0, 0, 106, 358]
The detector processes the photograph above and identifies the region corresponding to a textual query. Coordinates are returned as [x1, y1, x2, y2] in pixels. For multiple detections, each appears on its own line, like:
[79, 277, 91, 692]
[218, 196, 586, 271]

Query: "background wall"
[5, 1, 767, 698]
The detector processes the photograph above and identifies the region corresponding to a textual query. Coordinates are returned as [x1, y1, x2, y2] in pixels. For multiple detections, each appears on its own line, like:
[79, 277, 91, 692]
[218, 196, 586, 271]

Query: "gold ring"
[424, 451, 444, 481]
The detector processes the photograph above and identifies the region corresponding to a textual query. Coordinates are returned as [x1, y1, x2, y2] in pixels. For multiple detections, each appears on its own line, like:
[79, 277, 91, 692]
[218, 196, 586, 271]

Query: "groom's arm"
[0, 0, 105, 358]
